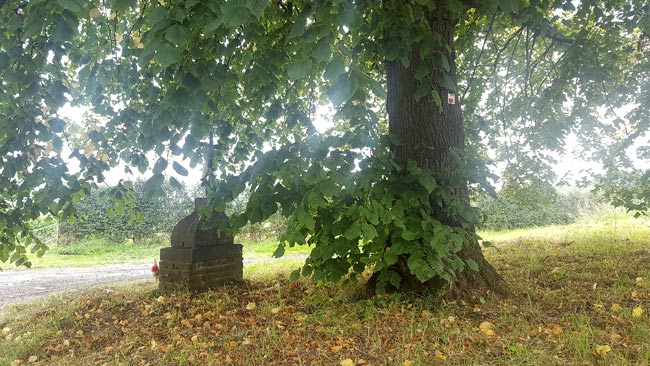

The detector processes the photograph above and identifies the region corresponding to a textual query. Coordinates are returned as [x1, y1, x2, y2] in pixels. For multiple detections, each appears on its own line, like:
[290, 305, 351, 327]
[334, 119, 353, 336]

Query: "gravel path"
[0, 256, 306, 312]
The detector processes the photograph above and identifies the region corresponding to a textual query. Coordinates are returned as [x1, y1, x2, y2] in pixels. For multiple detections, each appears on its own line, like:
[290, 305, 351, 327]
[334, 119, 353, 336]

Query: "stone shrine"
[158, 198, 243, 291]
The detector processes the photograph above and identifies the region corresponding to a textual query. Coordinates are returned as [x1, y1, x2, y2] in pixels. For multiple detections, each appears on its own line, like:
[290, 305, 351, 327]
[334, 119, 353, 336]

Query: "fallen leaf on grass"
[610, 303, 623, 312]
[340, 359, 355, 366]
[441, 316, 456, 327]
[27, 355, 38, 363]
[271, 306, 282, 314]
[479, 321, 495, 336]
[545, 324, 563, 335]
[632, 306, 643, 317]
[403, 360, 414, 366]
[331, 345, 343, 353]
[595, 344, 611, 357]
[434, 349, 447, 360]
[246, 302, 256, 310]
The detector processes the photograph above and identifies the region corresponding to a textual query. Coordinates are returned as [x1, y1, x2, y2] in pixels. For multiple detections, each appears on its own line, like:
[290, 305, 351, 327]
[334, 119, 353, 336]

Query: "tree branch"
[462, 13, 496, 101]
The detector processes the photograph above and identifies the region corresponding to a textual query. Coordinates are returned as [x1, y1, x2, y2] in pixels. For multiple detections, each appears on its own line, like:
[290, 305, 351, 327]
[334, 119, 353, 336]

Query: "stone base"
[158, 244, 243, 291]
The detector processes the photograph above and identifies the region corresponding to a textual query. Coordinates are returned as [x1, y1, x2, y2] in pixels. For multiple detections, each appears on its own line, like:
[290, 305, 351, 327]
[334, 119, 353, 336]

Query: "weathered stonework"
[159, 198, 242, 291]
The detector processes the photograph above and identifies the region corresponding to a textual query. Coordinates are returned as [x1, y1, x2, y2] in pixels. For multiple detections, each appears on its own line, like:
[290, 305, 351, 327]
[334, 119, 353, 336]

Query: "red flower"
[151, 263, 159, 277]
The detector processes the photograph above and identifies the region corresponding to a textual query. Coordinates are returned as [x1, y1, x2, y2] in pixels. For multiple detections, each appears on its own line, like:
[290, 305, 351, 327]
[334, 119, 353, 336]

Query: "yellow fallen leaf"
[403, 360, 414, 366]
[340, 359, 355, 366]
[271, 307, 282, 314]
[632, 306, 643, 317]
[434, 349, 447, 360]
[610, 332, 622, 340]
[479, 321, 495, 336]
[631, 291, 639, 299]
[246, 302, 256, 310]
[610, 303, 623, 312]
[595, 344, 611, 357]
[545, 324, 563, 335]
[636, 277, 644, 283]
[27, 355, 38, 363]
[331, 345, 343, 353]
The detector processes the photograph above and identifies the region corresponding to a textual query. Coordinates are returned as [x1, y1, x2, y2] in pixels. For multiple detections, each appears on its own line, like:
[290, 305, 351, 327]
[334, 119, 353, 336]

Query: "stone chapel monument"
[158, 198, 243, 291]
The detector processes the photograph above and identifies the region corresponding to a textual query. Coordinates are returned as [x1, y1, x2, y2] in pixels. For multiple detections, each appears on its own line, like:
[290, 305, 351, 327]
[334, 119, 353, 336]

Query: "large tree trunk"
[385, 4, 505, 294]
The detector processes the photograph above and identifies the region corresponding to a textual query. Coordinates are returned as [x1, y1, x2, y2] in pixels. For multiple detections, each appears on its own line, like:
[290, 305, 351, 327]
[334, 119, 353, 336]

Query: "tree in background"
[58, 180, 195, 243]
[0, 1, 647, 293]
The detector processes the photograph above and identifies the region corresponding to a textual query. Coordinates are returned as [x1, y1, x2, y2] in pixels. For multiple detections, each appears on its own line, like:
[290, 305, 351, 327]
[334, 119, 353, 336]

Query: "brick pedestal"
[159, 244, 243, 291]
[158, 198, 243, 291]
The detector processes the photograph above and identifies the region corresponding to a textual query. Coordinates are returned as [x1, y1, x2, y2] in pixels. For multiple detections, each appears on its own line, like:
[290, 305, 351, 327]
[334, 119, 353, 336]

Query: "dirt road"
[0, 256, 306, 311]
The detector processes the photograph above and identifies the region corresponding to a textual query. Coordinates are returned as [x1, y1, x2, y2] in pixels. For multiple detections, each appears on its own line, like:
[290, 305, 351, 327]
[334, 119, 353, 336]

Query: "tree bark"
[385, 4, 505, 294]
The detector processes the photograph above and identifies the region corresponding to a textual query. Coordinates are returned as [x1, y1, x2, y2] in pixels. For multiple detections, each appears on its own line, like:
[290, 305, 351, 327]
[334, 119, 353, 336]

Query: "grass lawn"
[1, 215, 649, 365]
[18, 237, 310, 269]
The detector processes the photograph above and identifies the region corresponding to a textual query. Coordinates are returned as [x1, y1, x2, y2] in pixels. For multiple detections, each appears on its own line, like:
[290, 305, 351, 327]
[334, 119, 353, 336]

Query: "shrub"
[475, 188, 600, 231]
[59, 181, 196, 243]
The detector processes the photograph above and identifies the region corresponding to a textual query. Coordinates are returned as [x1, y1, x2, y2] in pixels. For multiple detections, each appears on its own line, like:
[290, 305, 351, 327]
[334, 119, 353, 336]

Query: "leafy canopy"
[0, 1, 647, 289]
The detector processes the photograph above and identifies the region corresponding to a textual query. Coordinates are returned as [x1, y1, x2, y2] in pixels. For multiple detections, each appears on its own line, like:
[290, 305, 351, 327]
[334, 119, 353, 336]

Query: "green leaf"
[169, 176, 183, 190]
[327, 73, 358, 106]
[401, 230, 421, 241]
[164, 25, 193, 47]
[319, 180, 339, 197]
[439, 53, 450, 72]
[287, 58, 313, 81]
[419, 173, 436, 193]
[167, 87, 192, 106]
[431, 90, 442, 110]
[49, 118, 66, 133]
[113, 0, 134, 12]
[153, 157, 168, 174]
[361, 223, 378, 240]
[415, 61, 431, 80]
[222, 2, 251, 27]
[344, 220, 361, 240]
[440, 73, 456, 91]
[205, 17, 224, 32]
[53, 19, 75, 43]
[289, 269, 301, 282]
[296, 207, 315, 230]
[273, 243, 285, 258]
[301, 264, 313, 277]
[143, 173, 165, 196]
[465, 258, 479, 272]
[57, 0, 82, 12]
[324, 57, 346, 82]
[246, 0, 270, 18]
[312, 42, 331, 63]
[288, 20, 306, 39]
[414, 82, 430, 102]
[172, 161, 188, 176]
[156, 44, 181, 68]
